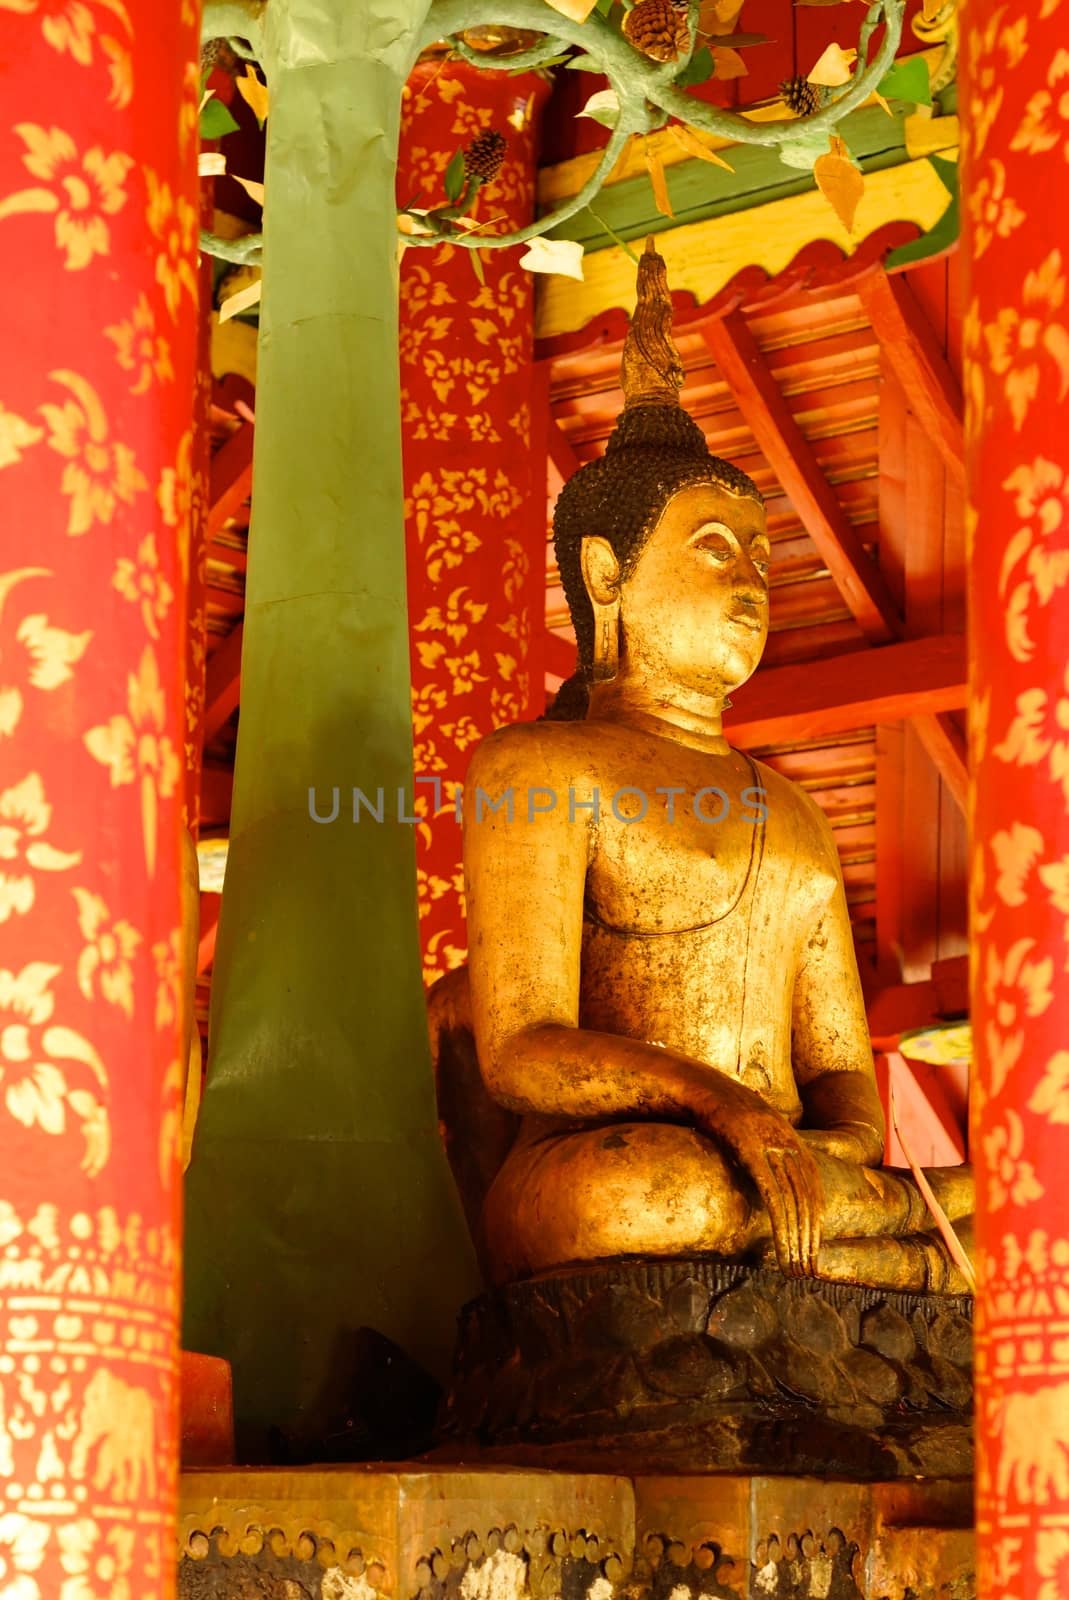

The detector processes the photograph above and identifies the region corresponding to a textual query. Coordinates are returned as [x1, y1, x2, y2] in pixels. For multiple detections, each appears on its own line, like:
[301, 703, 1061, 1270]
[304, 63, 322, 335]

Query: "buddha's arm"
[791, 824, 886, 1168]
[464, 725, 824, 1275]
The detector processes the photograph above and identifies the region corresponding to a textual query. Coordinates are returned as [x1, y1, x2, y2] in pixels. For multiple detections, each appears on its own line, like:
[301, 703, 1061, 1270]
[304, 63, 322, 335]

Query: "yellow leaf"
[235, 65, 269, 124]
[199, 88, 213, 113]
[644, 139, 674, 218]
[540, 0, 600, 17]
[813, 145, 864, 232]
[712, 45, 748, 79]
[807, 42, 858, 86]
[218, 278, 262, 322]
[667, 122, 735, 172]
[198, 151, 226, 177]
[864, 89, 893, 117]
[699, 0, 744, 34]
[232, 173, 265, 206]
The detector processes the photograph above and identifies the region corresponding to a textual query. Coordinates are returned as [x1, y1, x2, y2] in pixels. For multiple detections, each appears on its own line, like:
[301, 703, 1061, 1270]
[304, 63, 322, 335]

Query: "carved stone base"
[438, 1259, 973, 1479]
[178, 1467, 975, 1600]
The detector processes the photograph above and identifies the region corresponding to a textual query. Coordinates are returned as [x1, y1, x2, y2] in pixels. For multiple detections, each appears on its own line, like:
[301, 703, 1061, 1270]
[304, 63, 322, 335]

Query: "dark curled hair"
[547, 405, 763, 721]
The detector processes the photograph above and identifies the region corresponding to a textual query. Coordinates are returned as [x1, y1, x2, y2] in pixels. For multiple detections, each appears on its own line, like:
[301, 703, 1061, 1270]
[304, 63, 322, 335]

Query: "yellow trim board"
[535, 150, 958, 340]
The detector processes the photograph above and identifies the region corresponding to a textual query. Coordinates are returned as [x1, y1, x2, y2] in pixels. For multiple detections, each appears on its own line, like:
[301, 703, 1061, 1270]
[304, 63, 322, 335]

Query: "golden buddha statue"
[431, 240, 972, 1299]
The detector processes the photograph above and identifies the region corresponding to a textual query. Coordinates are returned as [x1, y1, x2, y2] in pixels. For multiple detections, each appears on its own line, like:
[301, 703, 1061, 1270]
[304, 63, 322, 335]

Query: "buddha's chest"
[584, 772, 835, 939]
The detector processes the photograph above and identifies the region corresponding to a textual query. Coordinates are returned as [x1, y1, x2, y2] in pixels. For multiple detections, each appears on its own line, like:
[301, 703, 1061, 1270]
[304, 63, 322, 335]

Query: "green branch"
[200, 228, 264, 265]
[412, 0, 904, 248]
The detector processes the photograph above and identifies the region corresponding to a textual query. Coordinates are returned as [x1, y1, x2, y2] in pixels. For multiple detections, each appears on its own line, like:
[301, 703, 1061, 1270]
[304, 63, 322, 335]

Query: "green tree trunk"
[183, 0, 480, 1460]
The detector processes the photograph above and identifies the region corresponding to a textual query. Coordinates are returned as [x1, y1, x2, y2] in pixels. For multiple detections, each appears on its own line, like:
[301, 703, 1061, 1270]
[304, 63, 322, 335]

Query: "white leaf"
[518, 237, 586, 281]
[232, 174, 265, 206]
[198, 152, 226, 177]
[578, 89, 620, 128]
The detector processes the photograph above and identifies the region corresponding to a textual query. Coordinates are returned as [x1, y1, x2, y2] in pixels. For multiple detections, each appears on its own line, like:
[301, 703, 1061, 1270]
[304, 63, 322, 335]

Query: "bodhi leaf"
[519, 237, 586, 280]
[667, 122, 735, 171]
[713, 46, 748, 78]
[677, 46, 715, 87]
[878, 55, 933, 106]
[699, 0, 745, 35]
[235, 65, 269, 125]
[232, 174, 265, 206]
[443, 148, 466, 202]
[578, 87, 621, 127]
[807, 42, 858, 85]
[219, 278, 262, 322]
[199, 96, 239, 139]
[565, 53, 604, 69]
[198, 151, 226, 177]
[543, 0, 601, 18]
[644, 140, 674, 217]
[813, 136, 864, 231]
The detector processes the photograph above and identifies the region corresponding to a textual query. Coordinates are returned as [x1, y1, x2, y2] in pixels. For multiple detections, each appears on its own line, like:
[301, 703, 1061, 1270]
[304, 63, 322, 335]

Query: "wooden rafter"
[203, 623, 244, 745]
[207, 422, 255, 538]
[913, 711, 969, 816]
[702, 312, 902, 645]
[855, 267, 964, 485]
[725, 633, 965, 748]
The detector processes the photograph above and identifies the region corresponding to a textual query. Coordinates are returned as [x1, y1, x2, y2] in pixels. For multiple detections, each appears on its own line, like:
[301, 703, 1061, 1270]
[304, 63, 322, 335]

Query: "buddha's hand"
[700, 1097, 825, 1277]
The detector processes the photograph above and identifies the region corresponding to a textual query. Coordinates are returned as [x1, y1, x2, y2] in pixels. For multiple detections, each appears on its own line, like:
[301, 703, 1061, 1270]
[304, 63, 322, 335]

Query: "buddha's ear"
[580, 536, 620, 606]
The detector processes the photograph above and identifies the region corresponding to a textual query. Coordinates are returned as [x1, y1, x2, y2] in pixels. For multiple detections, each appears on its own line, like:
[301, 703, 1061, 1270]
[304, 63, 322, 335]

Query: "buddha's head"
[550, 241, 768, 720]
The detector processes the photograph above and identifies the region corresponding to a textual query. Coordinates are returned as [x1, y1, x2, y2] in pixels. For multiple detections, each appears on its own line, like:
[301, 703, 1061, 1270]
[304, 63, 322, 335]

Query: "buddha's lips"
[727, 610, 764, 632]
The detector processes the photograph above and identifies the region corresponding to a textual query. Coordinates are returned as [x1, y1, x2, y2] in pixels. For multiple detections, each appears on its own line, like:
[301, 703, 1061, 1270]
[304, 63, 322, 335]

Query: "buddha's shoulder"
[747, 755, 839, 853]
[466, 717, 602, 787]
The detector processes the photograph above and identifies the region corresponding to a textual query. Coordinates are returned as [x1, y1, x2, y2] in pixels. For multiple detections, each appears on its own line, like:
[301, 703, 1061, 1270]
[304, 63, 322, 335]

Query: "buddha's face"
[613, 480, 770, 696]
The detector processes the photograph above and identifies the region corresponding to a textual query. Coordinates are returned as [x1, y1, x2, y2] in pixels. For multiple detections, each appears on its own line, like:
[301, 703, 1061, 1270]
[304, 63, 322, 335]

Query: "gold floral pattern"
[38, 369, 147, 536]
[984, 251, 1069, 429]
[83, 647, 180, 876]
[0, 0, 135, 108]
[72, 890, 140, 1019]
[0, 124, 132, 270]
[111, 535, 173, 640]
[970, 158, 1026, 257]
[144, 170, 196, 320]
[0, 568, 92, 741]
[0, 773, 82, 924]
[104, 293, 173, 394]
[0, 963, 110, 1176]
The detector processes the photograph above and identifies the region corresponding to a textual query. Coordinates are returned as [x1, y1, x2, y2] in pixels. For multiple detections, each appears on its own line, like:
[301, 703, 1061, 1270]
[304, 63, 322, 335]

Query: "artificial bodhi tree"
[185, 0, 909, 1456]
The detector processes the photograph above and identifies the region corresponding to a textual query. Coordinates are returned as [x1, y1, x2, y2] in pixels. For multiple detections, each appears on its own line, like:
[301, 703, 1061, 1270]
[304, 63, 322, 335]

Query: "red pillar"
[962, 5, 1069, 1592]
[399, 61, 549, 986]
[0, 4, 200, 1593]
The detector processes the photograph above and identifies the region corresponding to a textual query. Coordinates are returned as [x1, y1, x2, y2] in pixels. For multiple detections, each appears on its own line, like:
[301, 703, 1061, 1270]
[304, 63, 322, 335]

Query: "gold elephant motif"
[70, 1368, 156, 1500]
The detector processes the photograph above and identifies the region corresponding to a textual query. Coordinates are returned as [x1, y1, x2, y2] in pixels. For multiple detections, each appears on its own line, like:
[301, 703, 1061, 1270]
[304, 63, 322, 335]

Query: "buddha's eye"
[751, 548, 771, 575]
[693, 530, 733, 560]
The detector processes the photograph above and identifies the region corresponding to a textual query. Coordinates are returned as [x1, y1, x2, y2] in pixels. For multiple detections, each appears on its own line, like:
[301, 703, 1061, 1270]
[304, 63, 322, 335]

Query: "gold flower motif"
[440, 714, 482, 752]
[0, 773, 81, 924]
[970, 159, 1026, 259]
[0, 123, 132, 269]
[0, 0, 134, 107]
[1011, 48, 1069, 156]
[112, 534, 174, 640]
[83, 646, 181, 876]
[416, 868, 452, 918]
[467, 410, 501, 445]
[58, 1518, 136, 1600]
[152, 929, 182, 1032]
[105, 293, 174, 395]
[1028, 1051, 1069, 1125]
[0, 963, 110, 1176]
[444, 650, 488, 696]
[179, 58, 200, 159]
[412, 683, 447, 736]
[0, 568, 92, 741]
[998, 457, 1069, 657]
[425, 520, 480, 583]
[984, 251, 1069, 430]
[990, 822, 1045, 905]
[0, 405, 44, 471]
[1036, 1528, 1069, 1600]
[72, 889, 141, 1018]
[412, 738, 448, 775]
[490, 685, 523, 725]
[400, 263, 455, 323]
[450, 102, 494, 141]
[994, 665, 1069, 804]
[158, 429, 193, 578]
[145, 169, 197, 320]
[414, 585, 489, 646]
[38, 369, 147, 536]
[983, 1109, 1045, 1211]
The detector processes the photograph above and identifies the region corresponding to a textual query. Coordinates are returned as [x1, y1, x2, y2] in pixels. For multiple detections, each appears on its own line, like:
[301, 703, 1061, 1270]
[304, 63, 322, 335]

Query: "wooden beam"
[703, 313, 902, 645]
[203, 623, 244, 744]
[207, 423, 254, 538]
[725, 633, 966, 748]
[200, 761, 233, 826]
[913, 711, 969, 816]
[547, 414, 582, 488]
[855, 267, 964, 485]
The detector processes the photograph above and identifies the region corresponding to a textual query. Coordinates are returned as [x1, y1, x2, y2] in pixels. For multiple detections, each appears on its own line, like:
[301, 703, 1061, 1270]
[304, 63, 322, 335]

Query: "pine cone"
[464, 129, 507, 185]
[623, 0, 691, 63]
[780, 75, 822, 117]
